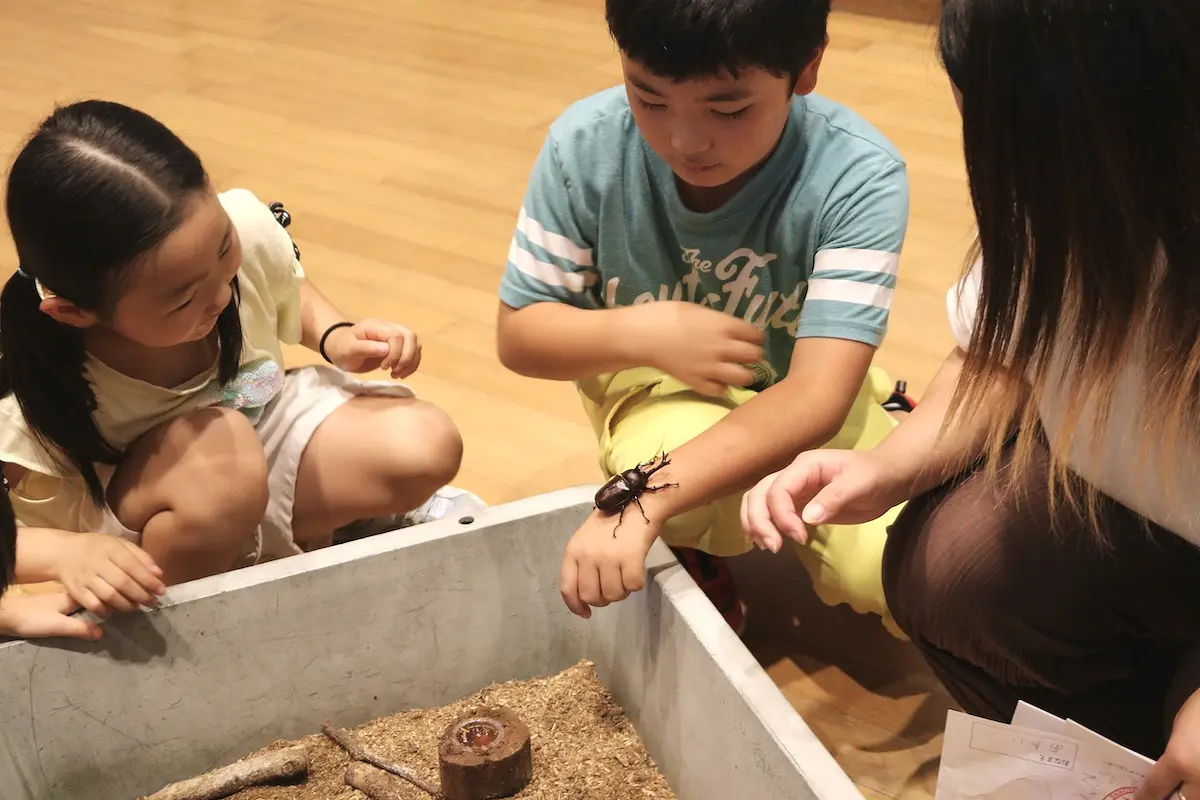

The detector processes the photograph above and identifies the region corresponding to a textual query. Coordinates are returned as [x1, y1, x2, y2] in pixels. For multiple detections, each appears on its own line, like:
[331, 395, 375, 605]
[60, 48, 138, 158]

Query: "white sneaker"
[403, 485, 487, 526]
[332, 486, 487, 544]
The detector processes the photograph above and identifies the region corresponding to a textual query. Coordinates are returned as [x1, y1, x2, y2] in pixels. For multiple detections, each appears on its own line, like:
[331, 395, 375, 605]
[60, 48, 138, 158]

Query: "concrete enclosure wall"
[0, 487, 861, 800]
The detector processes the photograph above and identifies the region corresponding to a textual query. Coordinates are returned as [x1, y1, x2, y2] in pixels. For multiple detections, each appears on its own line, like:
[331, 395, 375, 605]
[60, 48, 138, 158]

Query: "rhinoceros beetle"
[594, 453, 678, 535]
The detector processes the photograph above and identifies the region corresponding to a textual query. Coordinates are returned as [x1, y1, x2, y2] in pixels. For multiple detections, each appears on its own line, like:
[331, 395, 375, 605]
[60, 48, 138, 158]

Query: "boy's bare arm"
[633, 336, 876, 521]
[557, 335, 877, 618]
[497, 301, 765, 393]
[496, 302, 646, 381]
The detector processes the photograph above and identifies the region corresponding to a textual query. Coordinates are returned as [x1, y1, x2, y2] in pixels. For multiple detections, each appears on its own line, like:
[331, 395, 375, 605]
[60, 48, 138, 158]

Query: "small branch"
[322, 720, 441, 798]
[142, 745, 309, 800]
[346, 762, 410, 800]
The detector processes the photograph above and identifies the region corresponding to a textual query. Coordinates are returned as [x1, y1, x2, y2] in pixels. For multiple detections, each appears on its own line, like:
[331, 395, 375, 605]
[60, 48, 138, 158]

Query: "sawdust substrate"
[226, 659, 677, 800]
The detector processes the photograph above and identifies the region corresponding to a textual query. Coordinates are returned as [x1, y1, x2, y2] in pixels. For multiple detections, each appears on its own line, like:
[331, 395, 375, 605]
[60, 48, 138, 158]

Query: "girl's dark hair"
[0, 484, 14, 597]
[0, 100, 243, 505]
[605, 0, 830, 82]
[940, 0, 1200, 527]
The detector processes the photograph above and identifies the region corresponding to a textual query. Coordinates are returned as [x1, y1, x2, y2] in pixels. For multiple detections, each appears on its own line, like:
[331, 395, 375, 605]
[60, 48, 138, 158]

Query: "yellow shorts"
[578, 365, 905, 637]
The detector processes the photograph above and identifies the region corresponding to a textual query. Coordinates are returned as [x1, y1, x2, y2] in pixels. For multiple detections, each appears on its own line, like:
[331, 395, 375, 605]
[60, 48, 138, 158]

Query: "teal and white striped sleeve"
[795, 159, 910, 347]
[498, 135, 599, 310]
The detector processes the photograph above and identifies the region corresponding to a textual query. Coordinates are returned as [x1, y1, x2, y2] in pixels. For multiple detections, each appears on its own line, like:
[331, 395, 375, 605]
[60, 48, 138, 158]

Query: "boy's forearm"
[297, 278, 350, 352]
[630, 337, 876, 521]
[497, 302, 651, 381]
[636, 376, 851, 520]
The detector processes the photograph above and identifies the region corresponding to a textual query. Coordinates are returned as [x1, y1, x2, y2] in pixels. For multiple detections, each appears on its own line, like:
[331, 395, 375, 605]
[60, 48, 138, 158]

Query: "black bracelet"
[319, 321, 355, 364]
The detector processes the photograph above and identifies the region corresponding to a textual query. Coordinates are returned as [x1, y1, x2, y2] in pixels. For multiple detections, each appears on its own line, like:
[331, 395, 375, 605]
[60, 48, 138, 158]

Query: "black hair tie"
[319, 321, 356, 364]
[268, 201, 302, 262]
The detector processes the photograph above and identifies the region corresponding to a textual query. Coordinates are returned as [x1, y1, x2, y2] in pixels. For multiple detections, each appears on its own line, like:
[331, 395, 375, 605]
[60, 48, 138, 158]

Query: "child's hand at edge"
[323, 319, 422, 379]
[54, 533, 165, 619]
[0, 592, 102, 641]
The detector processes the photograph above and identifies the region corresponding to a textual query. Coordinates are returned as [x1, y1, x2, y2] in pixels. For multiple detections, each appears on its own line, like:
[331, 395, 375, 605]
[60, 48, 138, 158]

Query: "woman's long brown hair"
[939, 0, 1200, 534]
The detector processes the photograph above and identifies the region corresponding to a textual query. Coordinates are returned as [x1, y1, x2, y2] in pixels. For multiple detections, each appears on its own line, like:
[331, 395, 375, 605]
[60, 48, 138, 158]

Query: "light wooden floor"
[0, 1, 973, 797]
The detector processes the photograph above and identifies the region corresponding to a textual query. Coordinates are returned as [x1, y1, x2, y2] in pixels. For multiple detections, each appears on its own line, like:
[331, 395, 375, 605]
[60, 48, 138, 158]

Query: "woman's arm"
[875, 347, 1018, 499]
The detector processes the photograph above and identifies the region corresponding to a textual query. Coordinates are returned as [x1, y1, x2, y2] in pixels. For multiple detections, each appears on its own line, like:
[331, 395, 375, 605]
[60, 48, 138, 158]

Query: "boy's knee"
[797, 515, 894, 625]
[602, 389, 734, 477]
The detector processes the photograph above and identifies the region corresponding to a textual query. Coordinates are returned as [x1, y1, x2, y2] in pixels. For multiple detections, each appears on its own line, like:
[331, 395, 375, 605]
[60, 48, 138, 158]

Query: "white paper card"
[934, 709, 1148, 800]
[1012, 701, 1065, 734]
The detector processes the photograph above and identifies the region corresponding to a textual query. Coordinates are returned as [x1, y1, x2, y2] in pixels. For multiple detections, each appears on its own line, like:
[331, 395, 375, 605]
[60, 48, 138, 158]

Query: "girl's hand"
[0, 592, 102, 641]
[55, 533, 165, 619]
[324, 319, 422, 378]
[740, 449, 906, 552]
[1135, 688, 1200, 800]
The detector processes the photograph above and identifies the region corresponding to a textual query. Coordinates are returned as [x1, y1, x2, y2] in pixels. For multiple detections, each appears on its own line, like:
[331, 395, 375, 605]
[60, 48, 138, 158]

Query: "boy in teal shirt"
[497, 0, 912, 636]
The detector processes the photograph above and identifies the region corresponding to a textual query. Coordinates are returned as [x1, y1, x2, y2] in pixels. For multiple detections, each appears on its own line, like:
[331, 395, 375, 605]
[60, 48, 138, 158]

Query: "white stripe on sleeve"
[517, 207, 594, 267]
[806, 278, 894, 309]
[508, 239, 597, 293]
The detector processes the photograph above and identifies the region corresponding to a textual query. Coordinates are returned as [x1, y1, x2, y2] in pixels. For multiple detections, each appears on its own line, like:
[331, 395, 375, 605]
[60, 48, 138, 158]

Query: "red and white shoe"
[669, 546, 748, 637]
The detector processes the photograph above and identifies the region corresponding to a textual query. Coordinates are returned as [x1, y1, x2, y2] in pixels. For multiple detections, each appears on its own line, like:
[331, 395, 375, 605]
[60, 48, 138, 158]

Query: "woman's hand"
[740, 449, 907, 552]
[54, 533, 165, 619]
[1136, 688, 1200, 800]
[323, 319, 422, 379]
[0, 592, 102, 641]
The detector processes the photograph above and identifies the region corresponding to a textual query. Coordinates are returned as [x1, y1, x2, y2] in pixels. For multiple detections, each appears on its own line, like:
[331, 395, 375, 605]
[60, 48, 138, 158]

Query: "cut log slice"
[437, 707, 533, 800]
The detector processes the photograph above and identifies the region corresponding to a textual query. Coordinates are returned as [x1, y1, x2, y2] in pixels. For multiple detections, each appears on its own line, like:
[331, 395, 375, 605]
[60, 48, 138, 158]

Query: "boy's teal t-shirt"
[498, 87, 909, 388]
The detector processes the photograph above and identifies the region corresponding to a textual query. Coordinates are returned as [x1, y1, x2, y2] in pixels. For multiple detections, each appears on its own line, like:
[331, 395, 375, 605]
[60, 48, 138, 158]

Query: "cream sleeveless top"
[0, 188, 305, 532]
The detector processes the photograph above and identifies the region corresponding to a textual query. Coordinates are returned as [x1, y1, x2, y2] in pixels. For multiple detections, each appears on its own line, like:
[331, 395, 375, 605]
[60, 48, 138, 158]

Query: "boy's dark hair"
[605, 0, 831, 81]
[0, 100, 244, 505]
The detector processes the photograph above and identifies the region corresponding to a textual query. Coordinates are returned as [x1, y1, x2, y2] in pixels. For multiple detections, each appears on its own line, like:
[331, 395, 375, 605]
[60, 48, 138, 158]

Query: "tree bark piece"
[141, 745, 309, 800]
[438, 707, 532, 800]
[346, 762, 412, 800]
[322, 720, 442, 797]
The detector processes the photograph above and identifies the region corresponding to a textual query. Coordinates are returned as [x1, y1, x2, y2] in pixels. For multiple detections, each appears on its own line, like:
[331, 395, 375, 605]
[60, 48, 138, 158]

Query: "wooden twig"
[322, 720, 442, 798]
[346, 762, 410, 800]
[141, 745, 309, 800]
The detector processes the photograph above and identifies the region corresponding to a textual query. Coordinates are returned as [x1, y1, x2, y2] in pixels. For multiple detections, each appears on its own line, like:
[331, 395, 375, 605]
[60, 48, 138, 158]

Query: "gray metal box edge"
[0, 486, 862, 800]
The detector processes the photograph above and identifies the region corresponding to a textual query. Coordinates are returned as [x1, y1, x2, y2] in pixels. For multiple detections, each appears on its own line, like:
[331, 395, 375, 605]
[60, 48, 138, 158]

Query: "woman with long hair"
[742, 1, 1200, 796]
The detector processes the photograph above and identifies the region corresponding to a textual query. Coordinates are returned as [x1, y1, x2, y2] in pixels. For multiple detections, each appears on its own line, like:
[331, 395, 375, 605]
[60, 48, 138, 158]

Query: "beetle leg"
[612, 503, 628, 538]
[644, 481, 679, 493]
[633, 495, 650, 524]
[644, 455, 672, 478]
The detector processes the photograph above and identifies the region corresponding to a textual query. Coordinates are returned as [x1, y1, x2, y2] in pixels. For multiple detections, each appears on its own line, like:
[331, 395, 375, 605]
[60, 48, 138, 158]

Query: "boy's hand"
[637, 302, 765, 397]
[54, 534, 166, 619]
[560, 510, 660, 618]
[0, 593, 102, 641]
[323, 319, 422, 379]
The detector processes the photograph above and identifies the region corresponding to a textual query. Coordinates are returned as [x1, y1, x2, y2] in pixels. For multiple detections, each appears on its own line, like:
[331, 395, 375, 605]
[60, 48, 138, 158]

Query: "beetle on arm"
[559, 335, 877, 618]
[593, 452, 678, 534]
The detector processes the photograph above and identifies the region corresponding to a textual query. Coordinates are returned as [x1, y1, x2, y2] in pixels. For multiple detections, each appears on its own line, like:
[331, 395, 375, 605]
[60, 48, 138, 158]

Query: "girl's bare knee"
[414, 403, 464, 486]
[172, 412, 268, 538]
[387, 402, 463, 498]
[118, 408, 269, 549]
